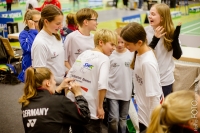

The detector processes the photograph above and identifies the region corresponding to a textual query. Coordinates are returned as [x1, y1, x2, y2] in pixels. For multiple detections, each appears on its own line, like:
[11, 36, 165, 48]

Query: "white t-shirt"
[145, 26, 175, 86]
[64, 30, 95, 67]
[26, 0, 38, 10]
[31, 30, 65, 84]
[106, 49, 134, 101]
[66, 50, 110, 119]
[134, 50, 163, 127]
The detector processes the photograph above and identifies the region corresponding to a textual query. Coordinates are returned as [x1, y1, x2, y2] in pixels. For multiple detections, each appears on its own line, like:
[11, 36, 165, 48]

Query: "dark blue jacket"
[18, 26, 38, 82]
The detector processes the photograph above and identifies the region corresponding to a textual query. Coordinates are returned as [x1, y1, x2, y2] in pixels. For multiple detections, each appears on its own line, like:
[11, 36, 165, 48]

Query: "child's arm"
[97, 89, 106, 119]
[64, 36, 72, 69]
[65, 61, 71, 70]
[142, 62, 162, 120]
[172, 22, 182, 59]
[149, 26, 166, 49]
[97, 59, 110, 119]
[149, 96, 161, 117]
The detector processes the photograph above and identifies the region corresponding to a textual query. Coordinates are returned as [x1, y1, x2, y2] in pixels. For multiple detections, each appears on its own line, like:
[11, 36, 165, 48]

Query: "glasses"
[32, 20, 39, 23]
[87, 18, 97, 21]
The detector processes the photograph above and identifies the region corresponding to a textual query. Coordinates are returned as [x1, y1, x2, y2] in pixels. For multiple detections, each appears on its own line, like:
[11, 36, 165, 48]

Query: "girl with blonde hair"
[145, 3, 182, 97]
[147, 90, 200, 133]
[18, 9, 40, 83]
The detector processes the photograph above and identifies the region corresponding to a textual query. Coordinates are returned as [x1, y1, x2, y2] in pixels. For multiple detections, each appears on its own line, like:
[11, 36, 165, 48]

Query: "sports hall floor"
[0, 0, 200, 133]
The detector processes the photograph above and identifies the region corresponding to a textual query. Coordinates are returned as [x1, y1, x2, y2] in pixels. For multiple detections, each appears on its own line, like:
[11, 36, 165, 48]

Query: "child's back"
[67, 49, 110, 119]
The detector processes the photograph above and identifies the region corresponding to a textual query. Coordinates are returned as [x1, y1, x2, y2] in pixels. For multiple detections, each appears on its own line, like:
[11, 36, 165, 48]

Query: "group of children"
[18, 3, 183, 133]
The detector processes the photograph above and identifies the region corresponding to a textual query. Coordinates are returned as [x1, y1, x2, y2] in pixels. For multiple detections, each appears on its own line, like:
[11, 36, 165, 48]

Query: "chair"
[0, 36, 22, 64]
[116, 22, 129, 28]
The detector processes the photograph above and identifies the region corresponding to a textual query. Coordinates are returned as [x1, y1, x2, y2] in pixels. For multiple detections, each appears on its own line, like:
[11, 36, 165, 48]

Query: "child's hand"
[154, 26, 166, 38]
[177, 22, 182, 26]
[27, 20, 35, 29]
[173, 22, 182, 40]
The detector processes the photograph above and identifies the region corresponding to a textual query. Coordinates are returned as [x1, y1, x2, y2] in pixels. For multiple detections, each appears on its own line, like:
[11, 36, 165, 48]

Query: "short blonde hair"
[94, 29, 118, 47]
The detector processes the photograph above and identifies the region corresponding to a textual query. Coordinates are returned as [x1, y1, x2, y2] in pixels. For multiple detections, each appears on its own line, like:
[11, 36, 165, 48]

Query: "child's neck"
[137, 44, 151, 55]
[116, 48, 126, 53]
[93, 46, 104, 54]
[78, 27, 91, 36]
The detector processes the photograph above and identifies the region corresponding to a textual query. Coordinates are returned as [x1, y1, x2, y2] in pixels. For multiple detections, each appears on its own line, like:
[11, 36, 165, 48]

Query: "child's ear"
[44, 19, 49, 25]
[137, 40, 143, 46]
[99, 40, 103, 46]
[83, 19, 88, 26]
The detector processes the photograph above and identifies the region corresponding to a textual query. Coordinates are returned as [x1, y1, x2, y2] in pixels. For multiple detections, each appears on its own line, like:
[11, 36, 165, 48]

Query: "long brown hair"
[120, 22, 147, 69]
[19, 67, 52, 107]
[152, 3, 175, 51]
[38, 4, 63, 41]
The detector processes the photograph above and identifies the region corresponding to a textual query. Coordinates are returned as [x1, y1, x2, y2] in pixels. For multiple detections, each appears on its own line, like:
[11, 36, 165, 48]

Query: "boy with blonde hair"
[106, 27, 134, 133]
[67, 29, 117, 133]
[64, 8, 98, 70]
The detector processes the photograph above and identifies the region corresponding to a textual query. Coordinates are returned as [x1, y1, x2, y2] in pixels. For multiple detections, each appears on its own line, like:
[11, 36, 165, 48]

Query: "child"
[106, 27, 134, 133]
[147, 90, 199, 133]
[120, 22, 164, 132]
[60, 13, 78, 43]
[31, 5, 65, 84]
[66, 29, 117, 133]
[64, 8, 98, 70]
[18, 9, 41, 83]
[145, 3, 182, 97]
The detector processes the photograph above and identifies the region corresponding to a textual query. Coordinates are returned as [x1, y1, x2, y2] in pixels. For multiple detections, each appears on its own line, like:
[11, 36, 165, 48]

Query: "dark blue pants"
[162, 84, 173, 97]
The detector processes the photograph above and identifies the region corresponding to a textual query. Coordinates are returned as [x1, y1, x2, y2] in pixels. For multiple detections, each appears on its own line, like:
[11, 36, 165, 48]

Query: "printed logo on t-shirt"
[27, 119, 37, 127]
[51, 52, 58, 59]
[83, 63, 94, 70]
[135, 74, 143, 85]
[75, 49, 82, 55]
[111, 63, 119, 67]
[125, 62, 130, 67]
[80, 63, 94, 73]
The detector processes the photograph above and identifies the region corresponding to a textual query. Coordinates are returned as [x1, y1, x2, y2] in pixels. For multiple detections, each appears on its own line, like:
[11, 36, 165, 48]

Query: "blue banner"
[0, 10, 23, 20]
[0, 17, 14, 37]
[122, 14, 141, 24]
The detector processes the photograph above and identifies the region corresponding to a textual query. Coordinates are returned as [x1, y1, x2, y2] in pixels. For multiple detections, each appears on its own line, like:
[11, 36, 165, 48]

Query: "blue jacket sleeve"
[19, 29, 38, 53]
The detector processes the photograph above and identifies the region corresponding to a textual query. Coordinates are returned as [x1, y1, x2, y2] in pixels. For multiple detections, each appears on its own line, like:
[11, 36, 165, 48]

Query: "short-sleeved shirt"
[66, 50, 110, 119]
[64, 30, 94, 66]
[31, 30, 65, 84]
[134, 50, 163, 126]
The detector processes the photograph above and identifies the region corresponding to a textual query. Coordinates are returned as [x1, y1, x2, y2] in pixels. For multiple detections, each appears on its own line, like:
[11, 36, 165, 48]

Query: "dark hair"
[38, 4, 63, 40]
[19, 67, 52, 107]
[120, 22, 147, 69]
